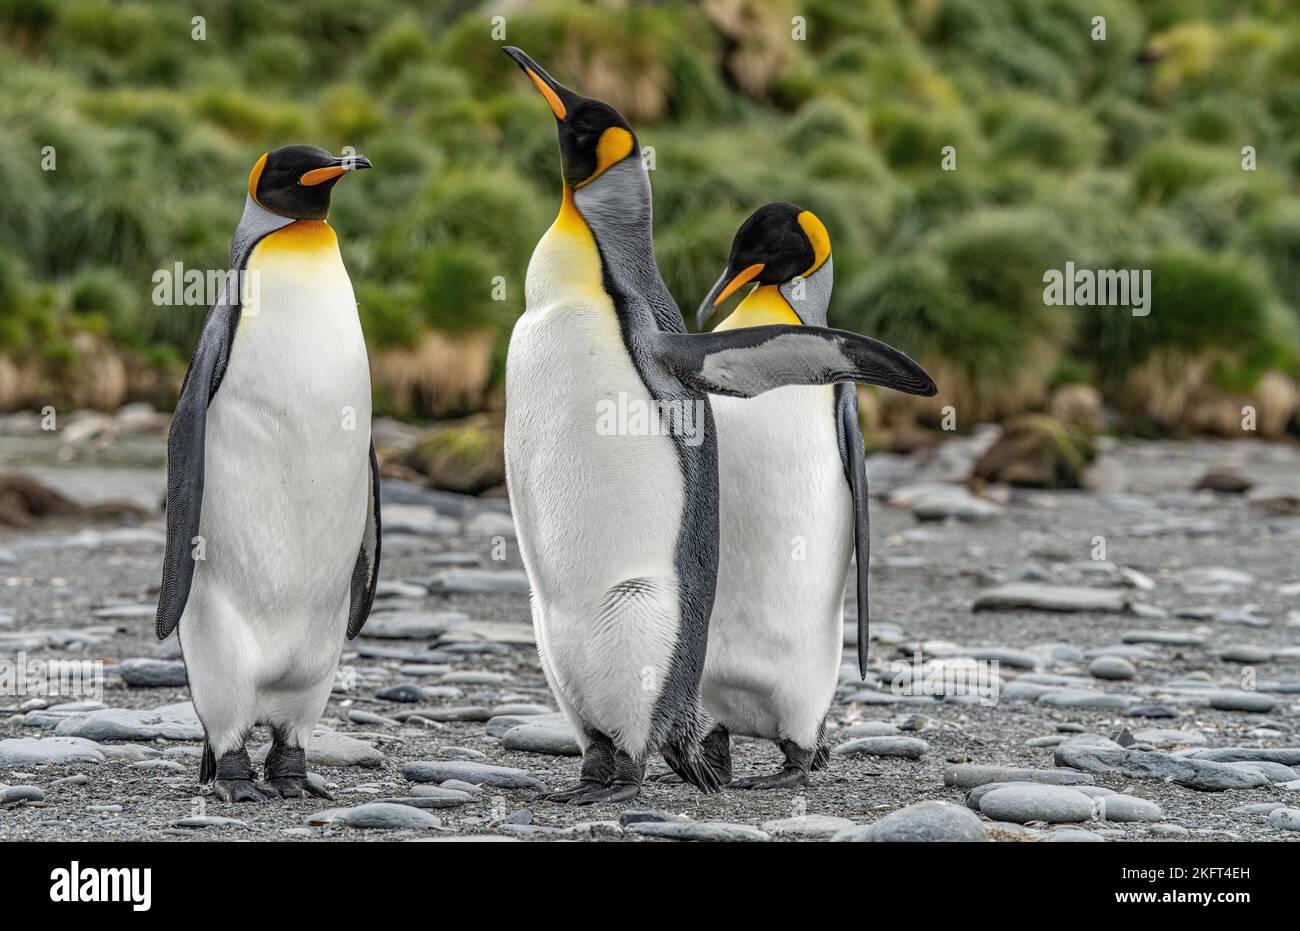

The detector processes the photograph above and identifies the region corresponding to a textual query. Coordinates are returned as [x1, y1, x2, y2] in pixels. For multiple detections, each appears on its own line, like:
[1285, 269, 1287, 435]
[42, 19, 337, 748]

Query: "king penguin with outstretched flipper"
[694, 203, 872, 789]
[501, 49, 936, 805]
[155, 146, 381, 802]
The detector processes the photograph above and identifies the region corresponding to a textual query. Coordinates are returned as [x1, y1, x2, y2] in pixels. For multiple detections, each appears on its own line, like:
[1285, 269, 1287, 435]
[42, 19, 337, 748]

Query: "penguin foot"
[728, 769, 808, 791]
[260, 775, 334, 801]
[212, 779, 272, 803]
[209, 747, 268, 802]
[646, 771, 683, 784]
[261, 737, 333, 799]
[537, 779, 607, 804]
[566, 782, 641, 806]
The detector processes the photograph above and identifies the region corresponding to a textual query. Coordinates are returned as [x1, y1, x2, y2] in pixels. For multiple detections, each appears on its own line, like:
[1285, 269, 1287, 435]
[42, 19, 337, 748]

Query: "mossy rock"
[973, 415, 1096, 489]
[404, 414, 504, 495]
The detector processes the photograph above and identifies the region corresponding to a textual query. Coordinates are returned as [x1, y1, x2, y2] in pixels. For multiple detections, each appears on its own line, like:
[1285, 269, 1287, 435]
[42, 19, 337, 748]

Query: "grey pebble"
[944, 764, 1094, 789]
[620, 810, 688, 825]
[1038, 689, 1137, 710]
[404, 760, 542, 790]
[842, 721, 901, 738]
[54, 705, 203, 742]
[362, 612, 465, 640]
[117, 658, 189, 687]
[1224, 761, 1298, 782]
[173, 815, 248, 828]
[1050, 828, 1105, 842]
[341, 802, 441, 830]
[1095, 794, 1164, 822]
[1267, 808, 1300, 831]
[0, 737, 106, 766]
[834, 800, 988, 842]
[501, 717, 581, 756]
[833, 736, 929, 760]
[1219, 645, 1273, 663]
[376, 684, 425, 703]
[1190, 747, 1300, 765]
[405, 786, 475, 807]
[1206, 691, 1277, 713]
[1054, 738, 1269, 791]
[1121, 630, 1207, 647]
[1088, 656, 1136, 681]
[426, 569, 530, 594]
[978, 784, 1096, 824]
[627, 821, 769, 842]
[0, 785, 45, 805]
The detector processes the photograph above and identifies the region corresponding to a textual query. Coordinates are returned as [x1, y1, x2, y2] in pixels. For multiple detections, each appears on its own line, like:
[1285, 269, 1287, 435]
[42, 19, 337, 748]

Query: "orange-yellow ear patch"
[299, 165, 347, 186]
[247, 152, 269, 206]
[576, 126, 634, 189]
[526, 68, 567, 119]
[797, 210, 831, 275]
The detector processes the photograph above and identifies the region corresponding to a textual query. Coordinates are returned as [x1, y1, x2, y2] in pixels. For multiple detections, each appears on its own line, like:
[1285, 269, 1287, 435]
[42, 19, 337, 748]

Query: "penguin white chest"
[183, 221, 371, 697]
[702, 386, 852, 746]
[504, 214, 685, 752]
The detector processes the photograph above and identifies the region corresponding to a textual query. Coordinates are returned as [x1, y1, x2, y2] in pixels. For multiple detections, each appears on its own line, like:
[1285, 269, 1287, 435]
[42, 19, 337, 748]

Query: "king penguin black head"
[503, 47, 638, 190]
[247, 145, 373, 220]
[697, 202, 832, 329]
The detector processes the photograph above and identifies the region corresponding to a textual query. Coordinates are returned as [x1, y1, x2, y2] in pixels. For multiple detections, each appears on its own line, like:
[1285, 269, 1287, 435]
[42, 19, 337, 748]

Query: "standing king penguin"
[501, 49, 936, 804]
[695, 203, 869, 788]
[155, 146, 380, 802]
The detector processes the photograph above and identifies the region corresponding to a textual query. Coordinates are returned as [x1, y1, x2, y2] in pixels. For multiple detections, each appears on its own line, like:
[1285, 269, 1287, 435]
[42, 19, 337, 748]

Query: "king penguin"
[501, 48, 936, 805]
[155, 145, 381, 802]
[693, 203, 870, 789]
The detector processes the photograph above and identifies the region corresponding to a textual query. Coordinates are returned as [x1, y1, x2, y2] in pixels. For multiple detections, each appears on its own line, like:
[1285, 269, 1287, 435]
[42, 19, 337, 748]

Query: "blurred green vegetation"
[1, 0, 1299, 428]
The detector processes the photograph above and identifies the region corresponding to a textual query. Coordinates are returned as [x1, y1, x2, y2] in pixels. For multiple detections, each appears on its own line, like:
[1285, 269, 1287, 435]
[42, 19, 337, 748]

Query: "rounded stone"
[1208, 691, 1277, 713]
[627, 821, 770, 842]
[1088, 656, 1136, 681]
[341, 802, 440, 830]
[1095, 794, 1163, 822]
[1267, 808, 1300, 832]
[0, 785, 45, 805]
[979, 784, 1096, 824]
[1050, 828, 1104, 842]
[833, 801, 988, 842]
[833, 736, 929, 760]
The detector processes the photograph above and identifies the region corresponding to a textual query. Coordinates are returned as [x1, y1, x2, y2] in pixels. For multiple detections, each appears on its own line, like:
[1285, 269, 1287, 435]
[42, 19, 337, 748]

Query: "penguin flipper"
[346, 442, 382, 640]
[652, 325, 936, 399]
[155, 299, 242, 640]
[835, 384, 871, 679]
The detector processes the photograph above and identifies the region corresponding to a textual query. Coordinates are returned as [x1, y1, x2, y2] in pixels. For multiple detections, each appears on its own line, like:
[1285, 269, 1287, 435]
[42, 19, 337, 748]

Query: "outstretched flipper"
[651, 325, 936, 400]
[346, 442, 382, 639]
[836, 384, 872, 678]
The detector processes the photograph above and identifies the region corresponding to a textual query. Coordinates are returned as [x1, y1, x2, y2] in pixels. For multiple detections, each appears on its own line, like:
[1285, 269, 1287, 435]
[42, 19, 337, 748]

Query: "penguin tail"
[199, 740, 217, 784]
[660, 716, 729, 793]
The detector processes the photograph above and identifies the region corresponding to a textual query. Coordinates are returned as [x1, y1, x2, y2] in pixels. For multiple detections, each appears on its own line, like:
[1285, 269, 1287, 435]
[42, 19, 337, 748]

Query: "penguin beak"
[299, 154, 373, 187]
[503, 46, 577, 121]
[696, 263, 765, 330]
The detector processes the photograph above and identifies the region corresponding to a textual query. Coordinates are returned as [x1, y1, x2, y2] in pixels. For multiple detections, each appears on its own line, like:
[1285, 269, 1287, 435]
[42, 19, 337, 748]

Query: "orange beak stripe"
[299, 165, 348, 186]
[526, 68, 567, 119]
[714, 263, 765, 306]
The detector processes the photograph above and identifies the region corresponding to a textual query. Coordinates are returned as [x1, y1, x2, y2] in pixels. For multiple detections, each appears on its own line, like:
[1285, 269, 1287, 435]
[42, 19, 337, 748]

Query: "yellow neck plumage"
[714, 284, 800, 331]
